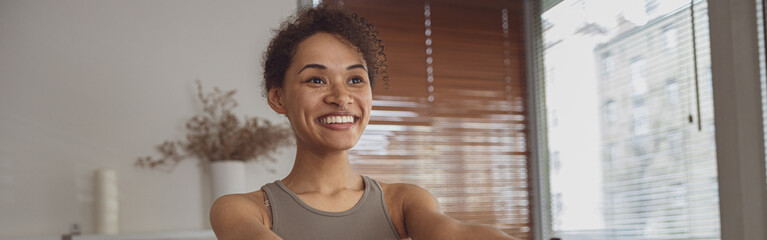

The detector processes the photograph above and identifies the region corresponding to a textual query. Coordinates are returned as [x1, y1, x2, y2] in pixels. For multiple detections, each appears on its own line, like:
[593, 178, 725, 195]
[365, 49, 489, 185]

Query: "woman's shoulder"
[212, 190, 266, 208]
[210, 190, 282, 239]
[378, 181, 426, 192]
[210, 190, 270, 227]
[377, 181, 436, 203]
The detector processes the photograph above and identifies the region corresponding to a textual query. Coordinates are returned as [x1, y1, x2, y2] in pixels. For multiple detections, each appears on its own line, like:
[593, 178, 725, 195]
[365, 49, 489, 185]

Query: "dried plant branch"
[136, 80, 293, 171]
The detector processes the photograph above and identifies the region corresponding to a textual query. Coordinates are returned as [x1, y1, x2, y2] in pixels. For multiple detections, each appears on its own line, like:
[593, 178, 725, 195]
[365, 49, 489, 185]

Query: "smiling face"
[267, 32, 373, 153]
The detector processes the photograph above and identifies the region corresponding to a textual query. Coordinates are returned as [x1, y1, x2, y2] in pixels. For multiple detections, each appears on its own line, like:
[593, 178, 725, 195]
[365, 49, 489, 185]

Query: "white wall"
[0, 0, 297, 237]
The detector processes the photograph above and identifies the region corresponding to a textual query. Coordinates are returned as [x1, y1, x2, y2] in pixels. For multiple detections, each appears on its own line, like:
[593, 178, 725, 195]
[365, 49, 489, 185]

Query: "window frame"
[524, 0, 767, 239]
[707, 0, 767, 239]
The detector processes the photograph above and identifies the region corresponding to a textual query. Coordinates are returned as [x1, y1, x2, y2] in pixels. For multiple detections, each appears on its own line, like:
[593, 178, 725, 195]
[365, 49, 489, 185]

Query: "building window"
[631, 57, 648, 95]
[633, 97, 649, 135]
[601, 51, 615, 78]
[607, 142, 619, 166]
[661, 24, 677, 51]
[665, 78, 679, 104]
[605, 99, 618, 123]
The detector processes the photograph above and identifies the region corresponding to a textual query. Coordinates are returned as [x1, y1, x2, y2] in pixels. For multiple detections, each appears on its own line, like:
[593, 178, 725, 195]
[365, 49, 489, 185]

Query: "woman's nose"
[325, 83, 353, 110]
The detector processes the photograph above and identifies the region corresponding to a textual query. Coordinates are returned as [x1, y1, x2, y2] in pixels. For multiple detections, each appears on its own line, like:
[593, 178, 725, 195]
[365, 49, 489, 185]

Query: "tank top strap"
[364, 176, 401, 238]
[260, 180, 289, 230]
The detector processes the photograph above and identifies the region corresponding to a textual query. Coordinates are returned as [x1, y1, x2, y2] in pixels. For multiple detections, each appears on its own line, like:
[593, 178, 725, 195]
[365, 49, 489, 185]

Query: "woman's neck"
[281, 141, 362, 194]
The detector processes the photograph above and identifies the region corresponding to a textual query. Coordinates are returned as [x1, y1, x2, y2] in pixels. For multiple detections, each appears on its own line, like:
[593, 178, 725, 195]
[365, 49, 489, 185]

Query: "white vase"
[210, 160, 246, 201]
[95, 168, 119, 234]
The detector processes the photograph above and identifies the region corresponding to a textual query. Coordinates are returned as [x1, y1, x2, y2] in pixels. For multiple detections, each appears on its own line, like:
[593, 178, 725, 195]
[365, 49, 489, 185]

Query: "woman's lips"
[318, 121, 356, 130]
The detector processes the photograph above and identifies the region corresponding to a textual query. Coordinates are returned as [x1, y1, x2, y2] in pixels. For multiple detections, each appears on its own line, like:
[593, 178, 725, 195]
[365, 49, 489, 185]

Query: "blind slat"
[339, 0, 531, 238]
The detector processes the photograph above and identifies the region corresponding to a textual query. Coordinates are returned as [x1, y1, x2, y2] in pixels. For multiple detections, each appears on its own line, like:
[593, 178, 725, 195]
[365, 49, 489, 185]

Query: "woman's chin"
[328, 142, 358, 151]
[317, 139, 360, 152]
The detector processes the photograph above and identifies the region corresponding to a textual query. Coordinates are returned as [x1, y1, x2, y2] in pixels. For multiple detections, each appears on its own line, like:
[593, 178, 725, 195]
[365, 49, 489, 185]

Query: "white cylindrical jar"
[95, 168, 119, 234]
[210, 160, 246, 201]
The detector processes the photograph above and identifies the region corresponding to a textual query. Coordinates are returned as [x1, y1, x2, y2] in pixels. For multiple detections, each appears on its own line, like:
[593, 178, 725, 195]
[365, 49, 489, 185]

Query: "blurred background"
[0, 0, 296, 238]
[1, 0, 765, 240]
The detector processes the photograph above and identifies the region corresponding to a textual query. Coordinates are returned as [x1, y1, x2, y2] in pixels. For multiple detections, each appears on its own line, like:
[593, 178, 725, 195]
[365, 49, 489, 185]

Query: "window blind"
[533, 0, 721, 239]
[333, 0, 532, 238]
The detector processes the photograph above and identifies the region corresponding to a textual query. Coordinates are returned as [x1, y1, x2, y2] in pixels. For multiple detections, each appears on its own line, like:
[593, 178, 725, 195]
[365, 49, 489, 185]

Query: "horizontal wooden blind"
[336, 0, 531, 238]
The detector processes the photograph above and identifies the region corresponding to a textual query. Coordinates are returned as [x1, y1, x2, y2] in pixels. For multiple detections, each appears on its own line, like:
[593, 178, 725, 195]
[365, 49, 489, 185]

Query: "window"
[630, 57, 648, 96]
[341, 0, 531, 238]
[601, 51, 615, 78]
[606, 142, 619, 166]
[604, 99, 618, 123]
[535, 0, 720, 239]
[661, 25, 677, 51]
[665, 78, 680, 103]
[632, 97, 649, 135]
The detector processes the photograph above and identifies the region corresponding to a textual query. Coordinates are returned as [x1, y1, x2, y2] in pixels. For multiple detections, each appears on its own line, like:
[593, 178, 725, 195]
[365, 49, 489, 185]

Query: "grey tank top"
[261, 176, 400, 240]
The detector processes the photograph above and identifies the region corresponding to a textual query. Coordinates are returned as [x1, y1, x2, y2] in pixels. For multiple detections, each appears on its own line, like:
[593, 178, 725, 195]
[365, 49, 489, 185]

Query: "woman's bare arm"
[401, 184, 520, 240]
[210, 193, 283, 240]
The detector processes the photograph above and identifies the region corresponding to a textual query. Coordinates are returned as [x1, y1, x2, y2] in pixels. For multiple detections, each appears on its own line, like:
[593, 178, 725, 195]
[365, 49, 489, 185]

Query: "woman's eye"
[307, 77, 324, 84]
[349, 77, 364, 84]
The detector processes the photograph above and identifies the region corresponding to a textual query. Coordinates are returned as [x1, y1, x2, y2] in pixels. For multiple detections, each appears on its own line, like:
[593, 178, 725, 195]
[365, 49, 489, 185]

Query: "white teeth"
[320, 115, 355, 124]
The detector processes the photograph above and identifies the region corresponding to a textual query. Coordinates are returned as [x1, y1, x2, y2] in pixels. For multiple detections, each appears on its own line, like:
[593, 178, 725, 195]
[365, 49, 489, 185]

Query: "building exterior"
[593, 3, 720, 239]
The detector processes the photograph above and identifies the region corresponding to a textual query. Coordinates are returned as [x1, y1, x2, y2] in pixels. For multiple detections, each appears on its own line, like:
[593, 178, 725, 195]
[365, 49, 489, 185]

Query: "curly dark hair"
[262, 3, 388, 95]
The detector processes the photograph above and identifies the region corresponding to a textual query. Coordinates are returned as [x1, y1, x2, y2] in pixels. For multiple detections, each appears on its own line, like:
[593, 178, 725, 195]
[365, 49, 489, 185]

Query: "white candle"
[95, 168, 119, 234]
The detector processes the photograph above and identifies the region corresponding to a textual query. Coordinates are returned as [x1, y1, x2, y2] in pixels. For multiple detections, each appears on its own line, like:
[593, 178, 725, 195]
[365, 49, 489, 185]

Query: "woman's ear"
[267, 88, 287, 114]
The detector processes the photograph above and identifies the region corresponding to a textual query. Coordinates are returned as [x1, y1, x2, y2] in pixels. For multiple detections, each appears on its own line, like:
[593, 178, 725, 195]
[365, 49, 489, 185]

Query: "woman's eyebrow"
[346, 64, 367, 71]
[298, 63, 366, 73]
[298, 63, 326, 73]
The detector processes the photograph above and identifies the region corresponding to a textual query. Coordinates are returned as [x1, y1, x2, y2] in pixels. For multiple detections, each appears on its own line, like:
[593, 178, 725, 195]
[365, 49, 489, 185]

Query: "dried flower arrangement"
[136, 81, 293, 172]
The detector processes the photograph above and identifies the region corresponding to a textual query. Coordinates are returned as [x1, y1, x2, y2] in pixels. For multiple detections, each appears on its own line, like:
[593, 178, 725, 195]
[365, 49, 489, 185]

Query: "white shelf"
[2, 230, 216, 240]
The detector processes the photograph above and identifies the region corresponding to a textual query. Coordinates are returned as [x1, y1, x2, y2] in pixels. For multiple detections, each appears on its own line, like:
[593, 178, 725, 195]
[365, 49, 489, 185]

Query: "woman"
[210, 3, 518, 240]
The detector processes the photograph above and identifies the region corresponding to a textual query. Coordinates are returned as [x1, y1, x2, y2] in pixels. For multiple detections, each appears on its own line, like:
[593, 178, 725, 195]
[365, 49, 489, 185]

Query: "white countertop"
[1, 230, 216, 240]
